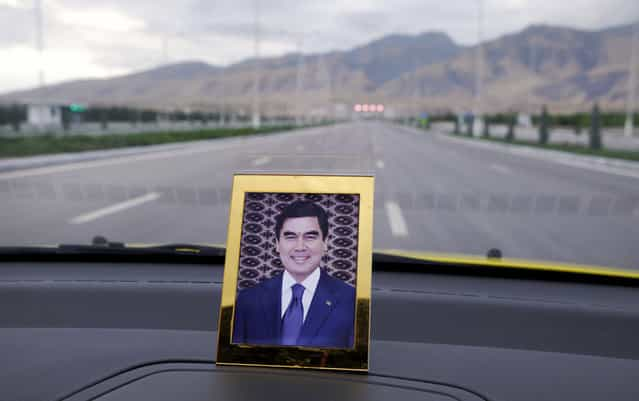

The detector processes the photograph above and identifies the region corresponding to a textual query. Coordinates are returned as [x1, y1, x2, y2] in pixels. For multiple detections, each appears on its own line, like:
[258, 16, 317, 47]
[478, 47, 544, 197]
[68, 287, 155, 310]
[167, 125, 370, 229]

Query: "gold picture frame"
[216, 174, 374, 372]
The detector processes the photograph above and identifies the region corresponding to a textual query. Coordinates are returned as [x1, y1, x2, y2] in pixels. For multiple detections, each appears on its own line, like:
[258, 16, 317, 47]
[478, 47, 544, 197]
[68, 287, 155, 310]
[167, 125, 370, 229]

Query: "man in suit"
[233, 200, 355, 348]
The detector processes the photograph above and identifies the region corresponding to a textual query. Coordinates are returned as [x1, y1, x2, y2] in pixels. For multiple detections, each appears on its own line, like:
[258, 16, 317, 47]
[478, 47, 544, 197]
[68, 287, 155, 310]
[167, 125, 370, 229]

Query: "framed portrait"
[216, 174, 374, 372]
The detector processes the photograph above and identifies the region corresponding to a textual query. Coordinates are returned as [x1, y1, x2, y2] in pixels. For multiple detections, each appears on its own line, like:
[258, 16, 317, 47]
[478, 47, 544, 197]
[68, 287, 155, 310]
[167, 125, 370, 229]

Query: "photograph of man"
[233, 200, 356, 348]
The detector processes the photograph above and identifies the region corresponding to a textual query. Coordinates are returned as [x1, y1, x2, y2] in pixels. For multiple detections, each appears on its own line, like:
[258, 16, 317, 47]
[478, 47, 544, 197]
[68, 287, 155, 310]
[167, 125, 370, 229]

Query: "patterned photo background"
[237, 192, 360, 291]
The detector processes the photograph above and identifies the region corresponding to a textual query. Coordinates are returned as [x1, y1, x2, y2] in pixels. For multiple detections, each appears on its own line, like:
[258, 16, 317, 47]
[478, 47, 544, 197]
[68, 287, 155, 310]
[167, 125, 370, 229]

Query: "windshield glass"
[1, 1, 638, 270]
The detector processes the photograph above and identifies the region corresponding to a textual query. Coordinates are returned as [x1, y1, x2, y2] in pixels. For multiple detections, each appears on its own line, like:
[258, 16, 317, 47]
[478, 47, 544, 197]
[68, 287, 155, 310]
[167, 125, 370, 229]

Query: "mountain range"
[1, 23, 636, 115]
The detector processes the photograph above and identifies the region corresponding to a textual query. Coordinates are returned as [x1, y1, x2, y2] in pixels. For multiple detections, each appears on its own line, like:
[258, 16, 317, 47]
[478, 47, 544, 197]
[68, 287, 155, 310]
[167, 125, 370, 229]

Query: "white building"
[27, 104, 63, 128]
[517, 113, 532, 127]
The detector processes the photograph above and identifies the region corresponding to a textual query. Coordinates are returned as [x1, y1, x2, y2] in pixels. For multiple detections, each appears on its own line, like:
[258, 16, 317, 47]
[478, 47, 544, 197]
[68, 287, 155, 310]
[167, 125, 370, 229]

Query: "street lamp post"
[473, 0, 484, 137]
[294, 31, 332, 126]
[316, 52, 333, 123]
[295, 38, 305, 127]
[220, 68, 226, 127]
[251, 0, 261, 129]
[162, 34, 168, 65]
[33, 0, 46, 131]
[35, 0, 45, 88]
[625, 21, 638, 137]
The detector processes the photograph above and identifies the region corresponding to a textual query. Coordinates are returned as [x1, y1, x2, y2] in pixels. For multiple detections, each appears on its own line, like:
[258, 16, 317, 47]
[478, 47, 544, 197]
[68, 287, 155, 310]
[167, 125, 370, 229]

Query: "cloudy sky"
[1, 0, 637, 93]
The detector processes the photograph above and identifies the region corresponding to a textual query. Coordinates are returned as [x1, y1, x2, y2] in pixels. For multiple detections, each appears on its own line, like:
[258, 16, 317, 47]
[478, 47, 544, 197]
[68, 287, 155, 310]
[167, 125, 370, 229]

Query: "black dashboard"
[2, 259, 639, 401]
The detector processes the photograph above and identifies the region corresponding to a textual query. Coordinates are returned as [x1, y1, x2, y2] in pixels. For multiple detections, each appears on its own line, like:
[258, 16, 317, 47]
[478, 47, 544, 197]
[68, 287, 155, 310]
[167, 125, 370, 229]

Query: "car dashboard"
[1, 255, 639, 401]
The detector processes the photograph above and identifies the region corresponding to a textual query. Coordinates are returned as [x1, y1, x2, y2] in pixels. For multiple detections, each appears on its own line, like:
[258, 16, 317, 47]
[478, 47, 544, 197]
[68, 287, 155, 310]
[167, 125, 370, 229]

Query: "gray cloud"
[341, 10, 390, 34]
[0, 5, 34, 46]
[1, 0, 637, 92]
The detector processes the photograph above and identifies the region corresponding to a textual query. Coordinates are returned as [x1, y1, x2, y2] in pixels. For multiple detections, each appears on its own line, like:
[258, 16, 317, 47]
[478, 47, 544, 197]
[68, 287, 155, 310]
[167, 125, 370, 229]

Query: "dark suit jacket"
[233, 269, 355, 348]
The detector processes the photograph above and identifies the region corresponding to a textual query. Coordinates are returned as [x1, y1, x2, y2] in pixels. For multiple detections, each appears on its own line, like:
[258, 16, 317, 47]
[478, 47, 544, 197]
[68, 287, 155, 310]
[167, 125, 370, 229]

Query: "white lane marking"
[252, 156, 271, 166]
[69, 192, 161, 224]
[490, 163, 511, 174]
[376, 160, 385, 169]
[385, 201, 408, 237]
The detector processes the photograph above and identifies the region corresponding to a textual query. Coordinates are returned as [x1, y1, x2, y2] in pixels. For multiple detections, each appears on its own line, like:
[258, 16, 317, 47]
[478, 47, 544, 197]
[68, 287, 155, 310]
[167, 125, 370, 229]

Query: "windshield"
[1, 1, 638, 270]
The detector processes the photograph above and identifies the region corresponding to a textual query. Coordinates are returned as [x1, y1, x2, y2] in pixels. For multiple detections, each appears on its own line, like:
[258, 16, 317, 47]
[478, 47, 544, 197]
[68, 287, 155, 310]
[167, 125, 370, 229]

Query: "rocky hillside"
[1, 23, 635, 115]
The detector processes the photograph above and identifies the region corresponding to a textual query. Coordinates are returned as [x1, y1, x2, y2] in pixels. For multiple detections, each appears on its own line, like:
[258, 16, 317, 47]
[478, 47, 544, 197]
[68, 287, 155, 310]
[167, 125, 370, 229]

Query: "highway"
[1, 121, 638, 269]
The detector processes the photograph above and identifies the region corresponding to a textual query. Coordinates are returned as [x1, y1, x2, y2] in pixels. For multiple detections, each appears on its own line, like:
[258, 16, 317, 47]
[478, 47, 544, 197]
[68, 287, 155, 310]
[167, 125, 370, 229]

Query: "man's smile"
[291, 255, 311, 264]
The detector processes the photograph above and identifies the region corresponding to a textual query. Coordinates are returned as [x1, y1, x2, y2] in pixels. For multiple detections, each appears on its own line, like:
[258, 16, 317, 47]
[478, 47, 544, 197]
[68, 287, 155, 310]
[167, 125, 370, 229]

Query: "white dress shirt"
[280, 267, 321, 322]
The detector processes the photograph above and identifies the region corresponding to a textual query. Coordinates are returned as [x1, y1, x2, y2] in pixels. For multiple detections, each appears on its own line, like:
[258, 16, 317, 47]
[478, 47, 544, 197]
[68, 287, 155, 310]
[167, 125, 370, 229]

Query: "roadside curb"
[437, 133, 639, 172]
[393, 124, 639, 179]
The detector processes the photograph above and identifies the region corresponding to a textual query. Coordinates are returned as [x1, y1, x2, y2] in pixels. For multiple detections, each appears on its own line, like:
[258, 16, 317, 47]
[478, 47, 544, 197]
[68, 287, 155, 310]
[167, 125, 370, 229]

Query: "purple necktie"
[281, 284, 305, 345]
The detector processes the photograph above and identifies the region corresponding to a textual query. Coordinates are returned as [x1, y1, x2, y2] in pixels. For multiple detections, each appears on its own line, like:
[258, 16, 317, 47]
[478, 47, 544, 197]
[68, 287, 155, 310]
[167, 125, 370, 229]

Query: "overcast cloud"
[0, 0, 637, 93]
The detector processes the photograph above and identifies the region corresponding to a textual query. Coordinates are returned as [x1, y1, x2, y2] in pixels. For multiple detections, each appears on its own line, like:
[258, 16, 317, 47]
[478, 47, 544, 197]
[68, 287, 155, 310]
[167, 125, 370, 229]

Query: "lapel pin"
[326, 300, 332, 307]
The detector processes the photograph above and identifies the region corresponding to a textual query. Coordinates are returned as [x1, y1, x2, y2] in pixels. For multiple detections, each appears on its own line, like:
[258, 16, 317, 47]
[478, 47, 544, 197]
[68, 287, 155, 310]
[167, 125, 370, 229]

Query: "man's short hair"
[275, 200, 329, 240]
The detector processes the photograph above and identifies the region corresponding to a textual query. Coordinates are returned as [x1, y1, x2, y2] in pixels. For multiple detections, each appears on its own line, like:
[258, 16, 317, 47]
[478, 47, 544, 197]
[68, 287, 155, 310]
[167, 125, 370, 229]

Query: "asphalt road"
[1, 121, 638, 269]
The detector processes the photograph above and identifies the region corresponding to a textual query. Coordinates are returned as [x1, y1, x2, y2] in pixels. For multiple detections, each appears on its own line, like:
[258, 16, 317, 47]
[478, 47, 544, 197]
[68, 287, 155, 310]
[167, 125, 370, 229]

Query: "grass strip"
[0, 126, 297, 158]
